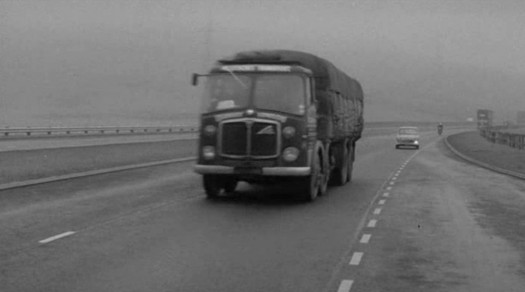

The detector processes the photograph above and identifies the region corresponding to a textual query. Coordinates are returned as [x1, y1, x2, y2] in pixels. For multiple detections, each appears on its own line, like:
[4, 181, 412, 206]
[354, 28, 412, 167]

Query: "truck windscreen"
[253, 75, 305, 115]
[202, 73, 306, 115]
[202, 74, 252, 112]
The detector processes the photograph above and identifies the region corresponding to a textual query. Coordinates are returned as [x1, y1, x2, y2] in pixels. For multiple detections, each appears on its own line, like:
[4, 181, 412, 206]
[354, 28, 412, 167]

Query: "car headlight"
[414, 140, 419, 144]
[282, 147, 299, 162]
[202, 146, 216, 160]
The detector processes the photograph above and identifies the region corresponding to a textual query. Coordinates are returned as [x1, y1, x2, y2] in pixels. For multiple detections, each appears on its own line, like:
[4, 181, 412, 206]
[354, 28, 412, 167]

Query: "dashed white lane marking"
[373, 208, 382, 215]
[378, 199, 386, 205]
[386, 186, 392, 191]
[367, 219, 377, 228]
[382, 192, 390, 197]
[39, 231, 76, 244]
[349, 252, 364, 265]
[337, 280, 354, 292]
[391, 177, 397, 180]
[389, 181, 395, 185]
[360, 234, 371, 244]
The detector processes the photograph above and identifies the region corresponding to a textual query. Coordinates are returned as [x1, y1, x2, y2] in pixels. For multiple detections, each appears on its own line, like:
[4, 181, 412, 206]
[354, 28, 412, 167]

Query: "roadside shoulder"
[445, 131, 525, 180]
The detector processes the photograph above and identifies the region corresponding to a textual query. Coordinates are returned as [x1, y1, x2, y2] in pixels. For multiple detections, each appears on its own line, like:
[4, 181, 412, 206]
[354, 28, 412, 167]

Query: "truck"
[192, 50, 364, 201]
[477, 109, 494, 129]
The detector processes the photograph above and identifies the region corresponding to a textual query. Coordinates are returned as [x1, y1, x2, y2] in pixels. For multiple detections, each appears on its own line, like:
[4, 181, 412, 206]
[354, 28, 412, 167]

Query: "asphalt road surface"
[1, 128, 524, 292]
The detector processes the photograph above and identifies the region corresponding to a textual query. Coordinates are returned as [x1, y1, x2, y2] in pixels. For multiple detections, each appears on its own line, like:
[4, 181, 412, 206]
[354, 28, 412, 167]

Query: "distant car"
[396, 126, 420, 149]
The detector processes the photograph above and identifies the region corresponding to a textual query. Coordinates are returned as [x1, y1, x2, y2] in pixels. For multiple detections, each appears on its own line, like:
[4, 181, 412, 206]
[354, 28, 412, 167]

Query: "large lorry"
[192, 50, 364, 201]
[477, 109, 493, 129]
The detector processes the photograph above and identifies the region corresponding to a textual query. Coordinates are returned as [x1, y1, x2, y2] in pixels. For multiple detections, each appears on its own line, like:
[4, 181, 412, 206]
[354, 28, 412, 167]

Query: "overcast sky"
[1, 0, 525, 126]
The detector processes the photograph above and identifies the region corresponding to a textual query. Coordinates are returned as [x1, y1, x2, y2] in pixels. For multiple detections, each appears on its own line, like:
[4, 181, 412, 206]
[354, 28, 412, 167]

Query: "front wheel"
[299, 152, 322, 202]
[203, 175, 222, 199]
[224, 179, 238, 194]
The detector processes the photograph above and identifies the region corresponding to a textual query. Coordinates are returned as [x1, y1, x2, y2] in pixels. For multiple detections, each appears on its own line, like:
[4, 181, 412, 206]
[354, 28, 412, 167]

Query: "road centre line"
[349, 252, 364, 265]
[386, 186, 392, 191]
[367, 219, 377, 228]
[378, 199, 386, 205]
[382, 192, 390, 197]
[373, 208, 382, 215]
[360, 234, 371, 244]
[337, 280, 354, 292]
[389, 181, 395, 185]
[39, 231, 76, 244]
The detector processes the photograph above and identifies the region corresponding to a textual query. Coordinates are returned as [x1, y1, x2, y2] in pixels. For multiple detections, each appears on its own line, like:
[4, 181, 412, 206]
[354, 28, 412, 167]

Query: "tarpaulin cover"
[218, 50, 363, 104]
[217, 50, 364, 141]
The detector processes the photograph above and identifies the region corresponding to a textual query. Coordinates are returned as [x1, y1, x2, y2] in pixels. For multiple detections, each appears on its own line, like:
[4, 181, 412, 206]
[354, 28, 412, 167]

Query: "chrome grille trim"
[218, 118, 281, 159]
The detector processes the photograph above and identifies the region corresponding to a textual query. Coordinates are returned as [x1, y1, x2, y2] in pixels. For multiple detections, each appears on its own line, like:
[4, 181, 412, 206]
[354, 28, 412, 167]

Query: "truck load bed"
[219, 50, 364, 142]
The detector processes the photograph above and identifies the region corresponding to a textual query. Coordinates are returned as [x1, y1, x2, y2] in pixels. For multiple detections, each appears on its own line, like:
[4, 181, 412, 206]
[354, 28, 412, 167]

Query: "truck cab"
[191, 50, 363, 201]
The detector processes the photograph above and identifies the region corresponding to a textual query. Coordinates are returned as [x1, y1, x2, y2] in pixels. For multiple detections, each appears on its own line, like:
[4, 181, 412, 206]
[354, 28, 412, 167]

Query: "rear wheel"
[347, 145, 354, 182]
[331, 143, 348, 186]
[203, 175, 222, 199]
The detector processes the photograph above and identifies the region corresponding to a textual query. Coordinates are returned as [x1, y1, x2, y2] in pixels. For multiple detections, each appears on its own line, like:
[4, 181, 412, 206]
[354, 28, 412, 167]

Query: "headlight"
[203, 125, 217, 136]
[202, 146, 216, 160]
[282, 126, 296, 139]
[282, 147, 299, 162]
[414, 140, 419, 144]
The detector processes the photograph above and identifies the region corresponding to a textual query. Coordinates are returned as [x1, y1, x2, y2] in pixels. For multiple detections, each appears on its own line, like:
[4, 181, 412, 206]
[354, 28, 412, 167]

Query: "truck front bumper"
[194, 165, 311, 176]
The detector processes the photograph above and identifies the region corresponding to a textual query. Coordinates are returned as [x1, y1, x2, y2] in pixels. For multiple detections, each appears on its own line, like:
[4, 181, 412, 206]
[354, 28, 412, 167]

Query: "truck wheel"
[224, 179, 238, 194]
[319, 152, 329, 196]
[347, 146, 354, 182]
[300, 152, 322, 202]
[203, 174, 222, 199]
[332, 145, 348, 186]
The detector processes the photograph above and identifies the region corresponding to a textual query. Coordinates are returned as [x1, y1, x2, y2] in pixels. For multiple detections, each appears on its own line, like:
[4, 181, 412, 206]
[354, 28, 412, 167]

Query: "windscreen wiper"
[223, 67, 248, 88]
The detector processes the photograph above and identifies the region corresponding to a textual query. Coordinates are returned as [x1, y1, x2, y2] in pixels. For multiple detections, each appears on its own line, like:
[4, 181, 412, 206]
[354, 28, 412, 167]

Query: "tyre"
[395, 145, 399, 149]
[319, 151, 329, 196]
[299, 152, 322, 202]
[415, 145, 420, 150]
[203, 174, 222, 199]
[331, 143, 348, 186]
[224, 179, 238, 194]
[347, 146, 354, 182]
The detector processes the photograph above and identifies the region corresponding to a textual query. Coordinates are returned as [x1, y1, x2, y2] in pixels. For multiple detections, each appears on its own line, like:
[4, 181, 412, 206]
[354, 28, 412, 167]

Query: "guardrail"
[0, 126, 199, 138]
[0, 121, 476, 139]
[479, 126, 525, 150]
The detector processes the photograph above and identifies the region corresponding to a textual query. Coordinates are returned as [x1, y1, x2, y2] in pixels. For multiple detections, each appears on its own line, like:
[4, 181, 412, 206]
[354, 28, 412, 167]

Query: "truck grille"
[220, 119, 280, 158]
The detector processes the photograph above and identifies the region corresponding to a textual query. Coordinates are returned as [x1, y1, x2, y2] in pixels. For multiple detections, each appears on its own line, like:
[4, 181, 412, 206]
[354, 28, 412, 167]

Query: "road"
[1, 128, 524, 292]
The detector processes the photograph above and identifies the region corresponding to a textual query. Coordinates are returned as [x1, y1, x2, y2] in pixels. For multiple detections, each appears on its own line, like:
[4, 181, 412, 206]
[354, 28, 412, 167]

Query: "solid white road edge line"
[337, 280, 354, 292]
[0, 156, 197, 192]
[39, 231, 76, 244]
